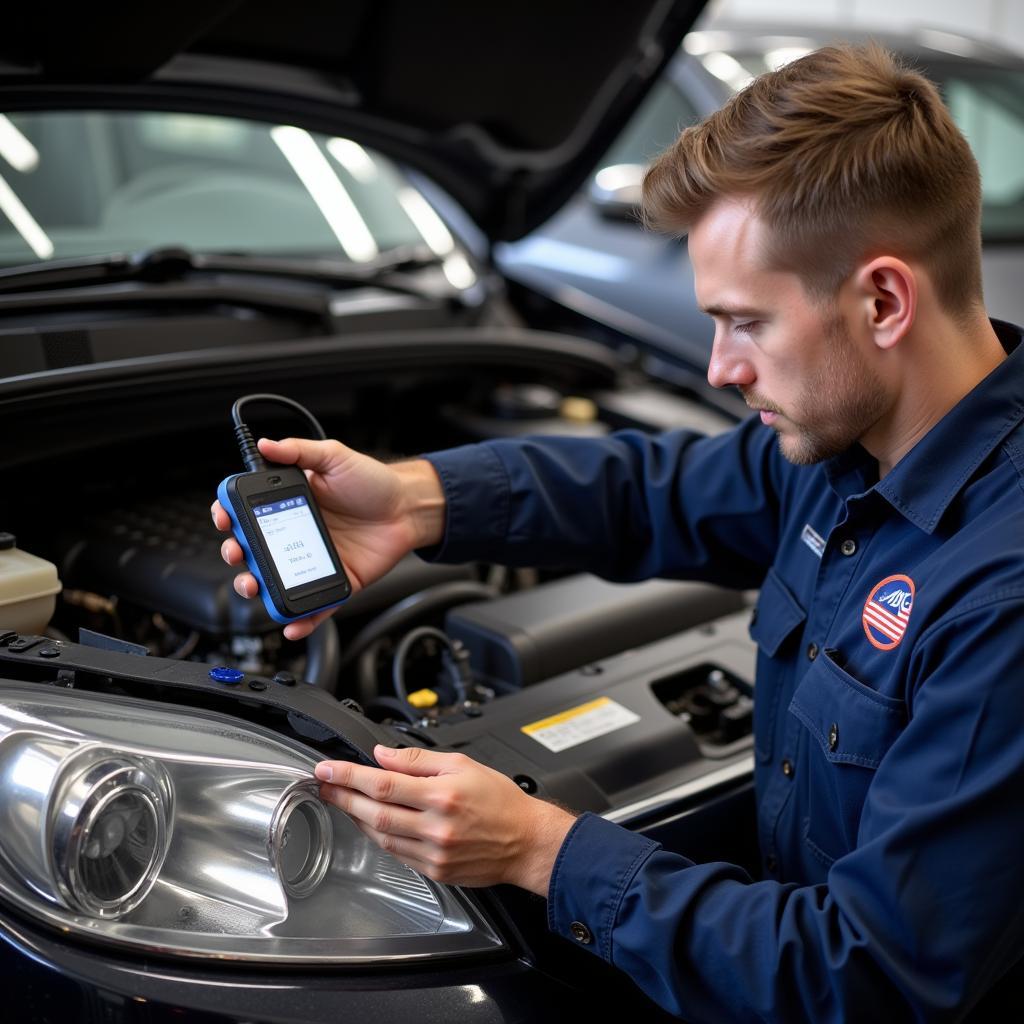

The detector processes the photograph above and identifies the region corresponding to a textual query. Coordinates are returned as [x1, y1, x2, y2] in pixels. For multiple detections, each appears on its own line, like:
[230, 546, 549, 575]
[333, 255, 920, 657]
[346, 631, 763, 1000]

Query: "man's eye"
[734, 320, 761, 335]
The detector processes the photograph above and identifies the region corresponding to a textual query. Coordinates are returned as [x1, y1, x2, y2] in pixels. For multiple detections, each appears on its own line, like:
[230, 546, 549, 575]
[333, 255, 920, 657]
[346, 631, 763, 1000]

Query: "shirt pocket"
[788, 651, 907, 867]
[749, 567, 806, 657]
[749, 568, 807, 763]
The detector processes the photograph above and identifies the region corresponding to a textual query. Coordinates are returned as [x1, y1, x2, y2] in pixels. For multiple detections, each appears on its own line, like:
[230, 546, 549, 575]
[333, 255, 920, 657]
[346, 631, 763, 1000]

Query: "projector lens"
[272, 787, 332, 898]
[52, 755, 170, 918]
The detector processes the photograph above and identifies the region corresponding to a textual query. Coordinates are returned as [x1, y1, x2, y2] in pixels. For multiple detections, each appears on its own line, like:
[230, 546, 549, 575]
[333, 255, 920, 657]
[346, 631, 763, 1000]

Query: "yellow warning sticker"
[521, 696, 640, 753]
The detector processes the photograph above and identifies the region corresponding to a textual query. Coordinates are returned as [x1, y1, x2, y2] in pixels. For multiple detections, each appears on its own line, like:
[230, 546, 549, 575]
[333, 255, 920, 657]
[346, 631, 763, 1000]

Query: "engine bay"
[2, 325, 755, 825]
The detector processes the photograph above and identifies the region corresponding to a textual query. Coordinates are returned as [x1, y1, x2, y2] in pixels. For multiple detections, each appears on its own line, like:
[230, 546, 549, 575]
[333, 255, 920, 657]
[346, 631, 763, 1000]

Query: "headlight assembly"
[0, 685, 503, 962]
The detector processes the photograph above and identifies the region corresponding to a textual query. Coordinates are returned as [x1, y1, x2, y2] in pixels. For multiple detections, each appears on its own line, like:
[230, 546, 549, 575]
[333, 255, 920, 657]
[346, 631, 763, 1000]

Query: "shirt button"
[806, 642, 819, 661]
[765, 854, 778, 872]
[839, 538, 857, 556]
[781, 758, 794, 778]
[828, 722, 839, 751]
[570, 921, 592, 945]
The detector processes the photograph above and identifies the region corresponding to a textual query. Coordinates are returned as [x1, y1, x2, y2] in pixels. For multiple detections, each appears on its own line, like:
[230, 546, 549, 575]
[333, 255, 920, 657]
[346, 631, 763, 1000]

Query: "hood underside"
[1, 0, 705, 241]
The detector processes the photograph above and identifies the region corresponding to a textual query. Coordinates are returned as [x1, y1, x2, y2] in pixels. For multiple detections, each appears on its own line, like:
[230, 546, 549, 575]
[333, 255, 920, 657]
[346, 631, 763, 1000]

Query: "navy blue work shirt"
[422, 321, 1024, 1022]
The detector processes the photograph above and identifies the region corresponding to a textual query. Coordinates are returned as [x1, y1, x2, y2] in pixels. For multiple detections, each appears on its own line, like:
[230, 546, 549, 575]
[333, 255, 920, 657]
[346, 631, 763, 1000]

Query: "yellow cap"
[406, 688, 439, 709]
[559, 396, 598, 423]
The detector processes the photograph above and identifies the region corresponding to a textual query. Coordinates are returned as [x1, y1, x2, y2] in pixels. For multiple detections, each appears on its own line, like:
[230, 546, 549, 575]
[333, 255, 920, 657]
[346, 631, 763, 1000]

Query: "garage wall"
[701, 0, 1024, 55]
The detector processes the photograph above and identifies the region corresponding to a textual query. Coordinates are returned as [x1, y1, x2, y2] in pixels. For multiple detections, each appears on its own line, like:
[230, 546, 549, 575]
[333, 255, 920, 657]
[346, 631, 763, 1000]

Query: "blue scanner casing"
[218, 467, 351, 624]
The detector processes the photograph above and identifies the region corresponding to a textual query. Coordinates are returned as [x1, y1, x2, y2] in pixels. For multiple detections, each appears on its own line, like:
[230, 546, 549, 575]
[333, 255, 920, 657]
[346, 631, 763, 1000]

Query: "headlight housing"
[0, 685, 503, 962]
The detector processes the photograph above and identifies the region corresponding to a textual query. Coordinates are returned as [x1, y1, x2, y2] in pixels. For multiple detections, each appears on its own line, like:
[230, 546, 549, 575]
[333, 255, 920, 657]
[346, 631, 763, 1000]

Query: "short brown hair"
[643, 43, 983, 318]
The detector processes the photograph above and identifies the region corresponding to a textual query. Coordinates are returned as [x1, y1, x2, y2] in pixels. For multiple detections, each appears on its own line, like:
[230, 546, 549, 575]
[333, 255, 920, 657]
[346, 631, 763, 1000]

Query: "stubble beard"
[756, 315, 888, 466]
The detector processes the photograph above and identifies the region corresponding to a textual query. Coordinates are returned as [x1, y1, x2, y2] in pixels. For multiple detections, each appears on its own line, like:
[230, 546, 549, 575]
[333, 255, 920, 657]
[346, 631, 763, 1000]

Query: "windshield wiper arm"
[0, 245, 447, 295]
[192, 245, 445, 284]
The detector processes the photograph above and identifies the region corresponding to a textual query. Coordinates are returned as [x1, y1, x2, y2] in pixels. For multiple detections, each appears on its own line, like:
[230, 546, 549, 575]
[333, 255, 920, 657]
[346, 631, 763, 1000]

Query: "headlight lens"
[0, 685, 503, 962]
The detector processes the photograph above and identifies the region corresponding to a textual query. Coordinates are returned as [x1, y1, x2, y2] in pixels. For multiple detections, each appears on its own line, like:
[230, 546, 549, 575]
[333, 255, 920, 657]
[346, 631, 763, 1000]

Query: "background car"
[498, 23, 1024, 372]
[0, 3, 762, 1022]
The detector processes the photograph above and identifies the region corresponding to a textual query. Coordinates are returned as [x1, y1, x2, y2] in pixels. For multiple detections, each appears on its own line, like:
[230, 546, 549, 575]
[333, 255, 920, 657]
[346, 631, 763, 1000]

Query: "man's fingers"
[282, 608, 335, 641]
[233, 572, 258, 598]
[373, 744, 468, 779]
[220, 537, 244, 566]
[211, 501, 231, 532]
[314, 760, 432, 809]
[319, 784, 424, 838]
[217, 517, 268, 607]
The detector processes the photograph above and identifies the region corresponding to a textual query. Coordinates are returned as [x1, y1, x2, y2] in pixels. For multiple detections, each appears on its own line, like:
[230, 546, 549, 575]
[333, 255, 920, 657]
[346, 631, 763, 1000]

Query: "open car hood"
[0, 0, 705, 242]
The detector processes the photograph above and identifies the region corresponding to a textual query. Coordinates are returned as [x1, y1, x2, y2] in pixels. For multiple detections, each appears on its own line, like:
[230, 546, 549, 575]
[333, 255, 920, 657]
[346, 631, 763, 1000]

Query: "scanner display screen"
[252, 496, 334, 590]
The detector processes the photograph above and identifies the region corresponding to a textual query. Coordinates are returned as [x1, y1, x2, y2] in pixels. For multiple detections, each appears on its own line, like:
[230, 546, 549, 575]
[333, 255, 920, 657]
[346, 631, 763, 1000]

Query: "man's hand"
[314, 745, 576, 896]
[211, 437, 446, 639]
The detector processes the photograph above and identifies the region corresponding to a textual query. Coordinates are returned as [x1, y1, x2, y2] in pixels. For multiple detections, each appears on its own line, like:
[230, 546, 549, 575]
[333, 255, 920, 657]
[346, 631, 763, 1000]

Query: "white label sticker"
[520, 697, 640, 753]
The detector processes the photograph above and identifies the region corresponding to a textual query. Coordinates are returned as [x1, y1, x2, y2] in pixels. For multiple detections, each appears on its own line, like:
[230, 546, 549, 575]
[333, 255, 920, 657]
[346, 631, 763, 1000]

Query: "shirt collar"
[868, 319, 1024, 534]
[822, 442, 876, 502]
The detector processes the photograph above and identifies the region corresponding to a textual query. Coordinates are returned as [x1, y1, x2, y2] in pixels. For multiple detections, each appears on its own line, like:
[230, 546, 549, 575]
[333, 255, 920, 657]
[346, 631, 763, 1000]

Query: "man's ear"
[853, 257, 916, 351]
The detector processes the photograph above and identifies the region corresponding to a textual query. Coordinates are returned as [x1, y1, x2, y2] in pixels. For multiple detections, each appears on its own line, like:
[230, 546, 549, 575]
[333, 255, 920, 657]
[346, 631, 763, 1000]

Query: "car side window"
[943, 72, 1024, 240]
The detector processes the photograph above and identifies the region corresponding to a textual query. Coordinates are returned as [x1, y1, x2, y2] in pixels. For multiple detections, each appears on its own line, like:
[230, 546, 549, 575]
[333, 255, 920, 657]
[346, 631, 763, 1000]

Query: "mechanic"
[213, 45, 1024, 1022]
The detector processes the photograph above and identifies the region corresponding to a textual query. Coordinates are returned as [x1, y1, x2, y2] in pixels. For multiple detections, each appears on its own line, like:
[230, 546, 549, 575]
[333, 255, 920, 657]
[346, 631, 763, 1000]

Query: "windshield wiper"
[0, 245, 447, 296]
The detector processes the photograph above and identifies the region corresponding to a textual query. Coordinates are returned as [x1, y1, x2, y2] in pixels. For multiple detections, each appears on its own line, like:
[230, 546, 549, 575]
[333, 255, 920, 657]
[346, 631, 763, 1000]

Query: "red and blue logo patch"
[862, 574, 915, 651]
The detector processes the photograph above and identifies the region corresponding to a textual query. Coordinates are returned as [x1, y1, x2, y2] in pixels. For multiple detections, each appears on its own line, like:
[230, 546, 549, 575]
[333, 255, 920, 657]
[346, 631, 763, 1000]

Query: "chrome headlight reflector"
[0, 685, 503, 962]
[51, 751, 171, 918]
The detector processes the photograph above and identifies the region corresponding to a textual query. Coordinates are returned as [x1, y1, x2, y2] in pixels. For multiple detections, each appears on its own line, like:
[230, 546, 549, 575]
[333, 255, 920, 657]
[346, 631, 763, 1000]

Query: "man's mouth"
[742, 390, 783, 425]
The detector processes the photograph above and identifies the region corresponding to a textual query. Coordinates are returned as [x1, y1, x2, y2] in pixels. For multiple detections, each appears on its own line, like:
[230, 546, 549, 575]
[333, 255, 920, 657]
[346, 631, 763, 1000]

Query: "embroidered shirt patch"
[862, 574, 915, 651]
[800, 523, 826, 559]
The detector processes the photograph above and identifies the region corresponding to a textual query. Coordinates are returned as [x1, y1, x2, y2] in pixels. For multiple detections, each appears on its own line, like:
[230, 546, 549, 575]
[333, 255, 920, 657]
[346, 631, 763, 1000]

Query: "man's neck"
[866, 315, 1007, 478]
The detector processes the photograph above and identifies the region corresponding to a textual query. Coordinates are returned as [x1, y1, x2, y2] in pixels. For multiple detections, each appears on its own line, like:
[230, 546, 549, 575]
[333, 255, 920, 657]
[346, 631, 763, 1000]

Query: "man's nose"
[707, 332, 756, 390]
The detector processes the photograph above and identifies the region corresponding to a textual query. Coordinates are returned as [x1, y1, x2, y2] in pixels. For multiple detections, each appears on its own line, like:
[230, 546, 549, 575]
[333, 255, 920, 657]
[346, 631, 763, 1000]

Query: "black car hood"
[0, 0, 704, 242]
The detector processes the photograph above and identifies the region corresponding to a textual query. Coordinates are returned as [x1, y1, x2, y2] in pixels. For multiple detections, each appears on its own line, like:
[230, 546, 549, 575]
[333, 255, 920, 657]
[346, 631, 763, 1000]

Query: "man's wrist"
[392, 458, 447, 549]
[514, 800, 577, 897]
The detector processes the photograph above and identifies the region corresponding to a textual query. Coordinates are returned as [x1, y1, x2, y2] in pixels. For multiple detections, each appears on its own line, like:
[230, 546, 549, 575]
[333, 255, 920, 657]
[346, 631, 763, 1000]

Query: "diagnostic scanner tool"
[218, 394, 351, 624]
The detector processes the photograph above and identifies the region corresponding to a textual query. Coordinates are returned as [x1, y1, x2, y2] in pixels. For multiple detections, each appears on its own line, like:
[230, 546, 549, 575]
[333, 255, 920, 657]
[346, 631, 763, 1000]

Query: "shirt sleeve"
[548, 594, 1024, 1023]
[422, 416, 785, 589]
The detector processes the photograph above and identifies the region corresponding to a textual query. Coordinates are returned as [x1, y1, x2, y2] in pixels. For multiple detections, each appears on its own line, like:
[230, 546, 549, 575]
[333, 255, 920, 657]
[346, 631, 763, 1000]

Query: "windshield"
[0, 111, 448, 266]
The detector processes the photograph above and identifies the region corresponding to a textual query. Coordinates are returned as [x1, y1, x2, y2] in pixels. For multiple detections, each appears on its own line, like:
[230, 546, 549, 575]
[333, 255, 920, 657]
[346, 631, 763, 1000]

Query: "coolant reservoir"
[0, 532, 62, 634]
